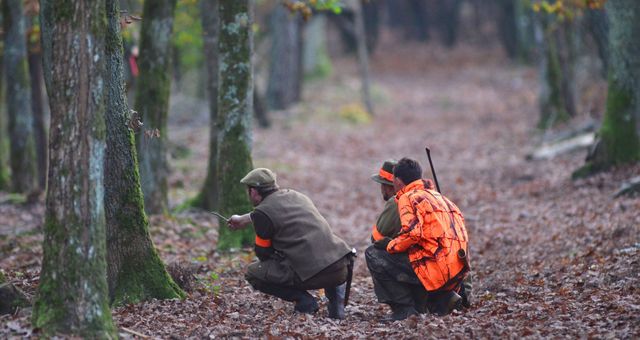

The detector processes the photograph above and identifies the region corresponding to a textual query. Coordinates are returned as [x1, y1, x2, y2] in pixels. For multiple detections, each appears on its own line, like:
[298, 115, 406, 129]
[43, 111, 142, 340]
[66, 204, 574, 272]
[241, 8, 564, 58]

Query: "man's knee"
[365, 245, 389, 273]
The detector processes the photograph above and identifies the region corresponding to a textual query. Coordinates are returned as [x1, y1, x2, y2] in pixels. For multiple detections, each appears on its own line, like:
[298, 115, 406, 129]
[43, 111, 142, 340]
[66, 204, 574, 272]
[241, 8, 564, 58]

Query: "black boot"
[381, 304, 418, 322]
[294, 291, 319, 314]
[431, 291, 462, 316]
[325, 283, 346, 319]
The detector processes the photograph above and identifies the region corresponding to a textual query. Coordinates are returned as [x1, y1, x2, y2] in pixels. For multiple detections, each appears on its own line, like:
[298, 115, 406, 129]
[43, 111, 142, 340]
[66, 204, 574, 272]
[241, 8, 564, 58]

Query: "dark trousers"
[245, 255, 349, 302]
[365, 245, 473, 312]
[365, 245, 426, 309]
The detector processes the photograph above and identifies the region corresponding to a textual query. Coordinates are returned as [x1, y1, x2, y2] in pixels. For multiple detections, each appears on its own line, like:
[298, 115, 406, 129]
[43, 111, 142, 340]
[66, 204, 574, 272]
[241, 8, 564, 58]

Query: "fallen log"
[527, 132, 595, 161]
[614, 176, 640, 198]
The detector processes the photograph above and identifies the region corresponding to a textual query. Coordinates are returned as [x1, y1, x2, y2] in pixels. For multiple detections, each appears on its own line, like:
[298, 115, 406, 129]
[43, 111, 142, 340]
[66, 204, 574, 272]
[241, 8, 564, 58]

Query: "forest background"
[0, 0, 638, 338]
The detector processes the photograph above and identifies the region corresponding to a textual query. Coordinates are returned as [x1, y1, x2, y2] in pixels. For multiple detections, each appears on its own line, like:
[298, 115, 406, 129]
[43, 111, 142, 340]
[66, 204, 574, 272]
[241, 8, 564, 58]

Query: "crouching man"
[228, 168, 354, 319]
[368, 158, 472, 320]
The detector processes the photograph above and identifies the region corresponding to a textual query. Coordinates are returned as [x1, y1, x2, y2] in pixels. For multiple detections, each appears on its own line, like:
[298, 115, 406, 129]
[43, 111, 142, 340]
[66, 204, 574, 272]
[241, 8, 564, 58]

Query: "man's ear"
[393, 176, 405, 191]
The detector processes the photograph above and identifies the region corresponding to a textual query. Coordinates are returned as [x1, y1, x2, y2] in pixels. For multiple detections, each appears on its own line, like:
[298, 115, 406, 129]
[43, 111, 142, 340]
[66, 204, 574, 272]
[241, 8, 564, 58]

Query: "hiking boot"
[460, 290, 471, 309]
[432, 291, 462, 316]
[325, 283, 346, 320]
[294, 293, 319, 314]
[381, 305, 418, 322]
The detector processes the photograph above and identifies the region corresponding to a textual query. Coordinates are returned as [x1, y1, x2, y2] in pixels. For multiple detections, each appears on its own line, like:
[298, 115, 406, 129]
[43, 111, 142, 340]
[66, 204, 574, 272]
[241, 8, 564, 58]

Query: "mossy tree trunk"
[27, 17, 48, 191]
[3, 0, 37, 194]
[134, 0, 177, 214]
[577, 0, 640, 175]
[217, 0, 255, 250]
[193, 0, 221, 211]
[33, 1, 116, 337]
[104, 0, 184, 305]
[267, 4, 303, 110]
[537, 16, 577, 129]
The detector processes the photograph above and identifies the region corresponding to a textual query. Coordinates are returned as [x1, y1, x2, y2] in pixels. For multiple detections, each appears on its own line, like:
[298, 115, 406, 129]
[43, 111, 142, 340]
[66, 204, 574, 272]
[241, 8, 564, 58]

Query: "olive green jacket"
[255, 189, 351, 281]
[371, 197, 402, 247]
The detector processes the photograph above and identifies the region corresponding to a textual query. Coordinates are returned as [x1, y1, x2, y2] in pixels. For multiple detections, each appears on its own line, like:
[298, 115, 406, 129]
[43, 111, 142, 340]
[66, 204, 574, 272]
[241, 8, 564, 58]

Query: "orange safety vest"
[387, 179, 469, 292]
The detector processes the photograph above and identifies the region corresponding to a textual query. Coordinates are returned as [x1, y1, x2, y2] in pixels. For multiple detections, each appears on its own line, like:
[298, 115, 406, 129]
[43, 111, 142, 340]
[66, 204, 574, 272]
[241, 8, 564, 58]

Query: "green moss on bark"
[216, 0, 255, 251]
[33, 218, 116, 338]
[599, 81, 640, 163]
[217, 123, 255, 250]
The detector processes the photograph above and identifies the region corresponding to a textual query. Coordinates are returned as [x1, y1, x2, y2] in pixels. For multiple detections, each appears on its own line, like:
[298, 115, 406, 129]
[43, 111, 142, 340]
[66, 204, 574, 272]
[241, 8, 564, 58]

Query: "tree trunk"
[437, 0, 462, 48]
[353, 0, 374, 115]
[134, 0, 177, 214]
[194, 0, 221, 211]
[33, 1, 116, 337]
[303, 15, 332, 79]
[104, 0, 184, 305]
[576, 0, 640, 176]
[584, 7, 609, 77]
[0, 47, 9, 190]
[266, 5, 303, 110]
[27, 21, 48, 191]
[537, 17, 577, 129]
[3, 0, 37, 194]
[217, 0, 255, 250]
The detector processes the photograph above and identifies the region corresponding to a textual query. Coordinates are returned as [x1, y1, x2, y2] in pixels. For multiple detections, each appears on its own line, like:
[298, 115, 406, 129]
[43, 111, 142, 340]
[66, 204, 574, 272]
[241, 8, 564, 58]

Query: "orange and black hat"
[371, 160, 397, 186]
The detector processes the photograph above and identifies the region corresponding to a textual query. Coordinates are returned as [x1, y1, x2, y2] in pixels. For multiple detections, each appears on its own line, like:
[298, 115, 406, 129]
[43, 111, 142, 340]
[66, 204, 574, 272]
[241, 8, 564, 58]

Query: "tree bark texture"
[194, 0, 221, 211]
[28, 24, 48, 191]
[267, 5, 303, 110]
[3, 0, 37, 194]
[33, 1, 116, 337]
[134, 0, 177, 214]
[537, 17, 577, 129]
[584, 0, 640, 170]
[217, 0, 255, 250]
[104, 0, 184, 305]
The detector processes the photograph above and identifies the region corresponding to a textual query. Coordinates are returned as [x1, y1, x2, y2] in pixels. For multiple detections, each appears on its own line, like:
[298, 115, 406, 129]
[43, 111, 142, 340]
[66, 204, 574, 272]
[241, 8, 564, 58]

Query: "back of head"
[393, 158, 422, 185]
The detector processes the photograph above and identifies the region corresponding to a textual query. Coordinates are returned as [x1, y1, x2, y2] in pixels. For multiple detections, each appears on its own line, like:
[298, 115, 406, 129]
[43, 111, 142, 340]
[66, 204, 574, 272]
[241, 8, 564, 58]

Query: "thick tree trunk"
[217, 0, 255, 250]
[134, 0, 177, 214]
[33, 1, 116, 337]
[496, 0, 535, 61]
[194, 0, 221, 211]
[104, 0, 184, 305]
[267, 5, 303, 110]
[28, 30, 48, 191]
[537, 17, 577, 129]
[3, 0, 37, 194]
[577, 0, 640, 176]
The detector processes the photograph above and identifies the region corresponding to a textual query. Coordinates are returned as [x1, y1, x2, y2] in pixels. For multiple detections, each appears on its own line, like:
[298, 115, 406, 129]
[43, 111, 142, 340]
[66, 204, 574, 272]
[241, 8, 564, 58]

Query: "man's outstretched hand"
[228, 214, 251, 230]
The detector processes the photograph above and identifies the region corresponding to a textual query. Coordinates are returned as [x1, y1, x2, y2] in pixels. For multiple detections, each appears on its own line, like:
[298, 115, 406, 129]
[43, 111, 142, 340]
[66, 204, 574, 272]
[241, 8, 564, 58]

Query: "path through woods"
[1, 40, 639, 338]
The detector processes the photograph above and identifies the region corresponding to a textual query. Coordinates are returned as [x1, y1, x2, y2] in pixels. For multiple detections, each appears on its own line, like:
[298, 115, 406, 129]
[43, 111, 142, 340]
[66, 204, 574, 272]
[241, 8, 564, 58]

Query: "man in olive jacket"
[228, 168, 353, 319]
[366, 160, 430, 321]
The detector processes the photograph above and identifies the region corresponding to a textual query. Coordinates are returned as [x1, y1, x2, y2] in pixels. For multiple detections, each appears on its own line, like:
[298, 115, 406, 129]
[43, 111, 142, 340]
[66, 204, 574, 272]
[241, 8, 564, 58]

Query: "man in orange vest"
[369, 157, 471, 320]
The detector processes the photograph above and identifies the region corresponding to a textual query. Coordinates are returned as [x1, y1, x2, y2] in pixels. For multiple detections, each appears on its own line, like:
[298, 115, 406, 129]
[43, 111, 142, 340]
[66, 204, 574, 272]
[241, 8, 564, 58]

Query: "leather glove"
[373, 237, 392, 250]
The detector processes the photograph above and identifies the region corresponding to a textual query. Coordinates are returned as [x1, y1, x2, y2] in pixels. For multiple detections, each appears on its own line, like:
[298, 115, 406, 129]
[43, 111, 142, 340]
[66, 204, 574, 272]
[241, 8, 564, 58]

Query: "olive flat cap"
[371, 159, 397, 185]
[240, 168, 277, 188]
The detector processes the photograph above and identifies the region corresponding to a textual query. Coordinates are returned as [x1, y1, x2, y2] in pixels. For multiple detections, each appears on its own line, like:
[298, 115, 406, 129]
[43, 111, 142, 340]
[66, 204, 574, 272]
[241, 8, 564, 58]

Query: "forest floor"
[1, 37, 639, 339]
